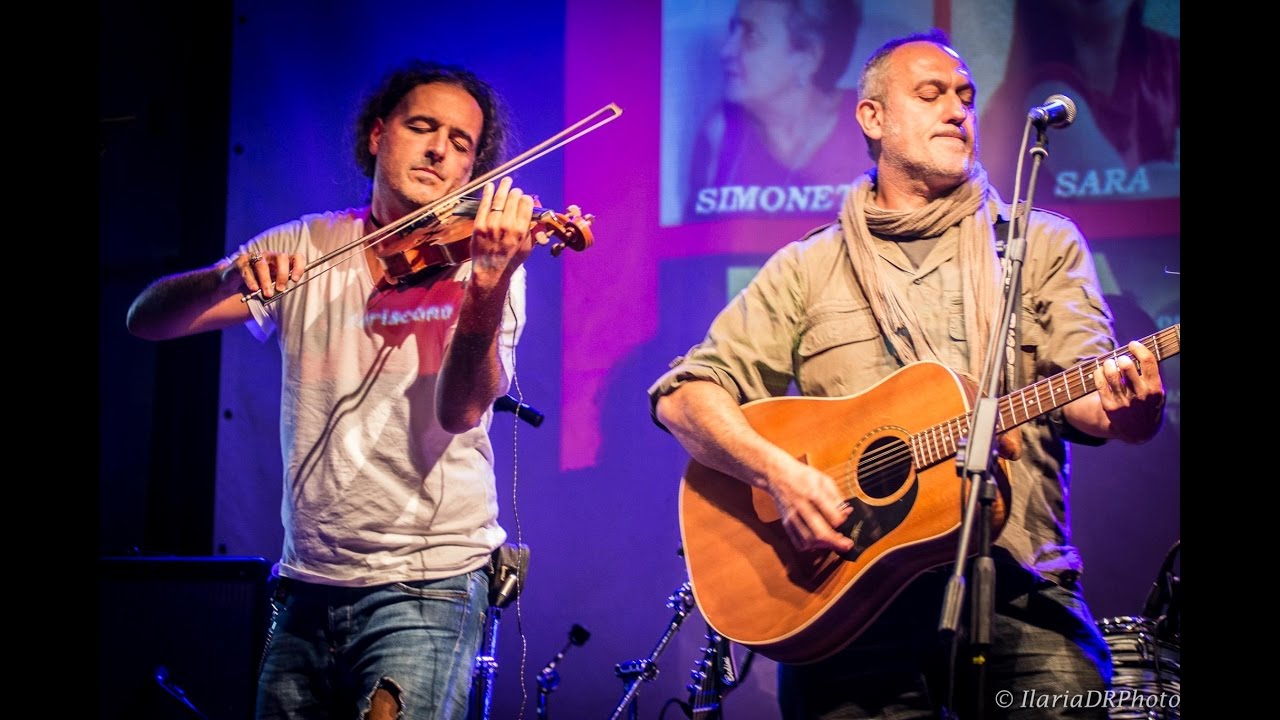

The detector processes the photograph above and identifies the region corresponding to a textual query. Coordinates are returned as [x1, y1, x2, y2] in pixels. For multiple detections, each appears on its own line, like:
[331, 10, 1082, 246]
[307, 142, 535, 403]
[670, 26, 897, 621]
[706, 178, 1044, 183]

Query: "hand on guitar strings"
[765, 458, 856, 555]
[1092, 340, 1166, 444]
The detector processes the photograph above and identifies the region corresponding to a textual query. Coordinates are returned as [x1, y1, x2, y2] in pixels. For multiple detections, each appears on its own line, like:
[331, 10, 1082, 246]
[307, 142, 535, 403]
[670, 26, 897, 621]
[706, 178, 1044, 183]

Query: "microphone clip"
[488, 543, 530, 609]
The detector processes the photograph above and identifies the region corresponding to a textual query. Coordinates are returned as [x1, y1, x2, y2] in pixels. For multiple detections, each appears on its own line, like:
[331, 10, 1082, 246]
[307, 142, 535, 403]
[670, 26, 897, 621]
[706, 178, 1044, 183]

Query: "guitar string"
[817, 363, 1104, 494]
[811, 365, 1098, 493]
[815, 329, 1179, 493]
[807, 328, 1178, 497]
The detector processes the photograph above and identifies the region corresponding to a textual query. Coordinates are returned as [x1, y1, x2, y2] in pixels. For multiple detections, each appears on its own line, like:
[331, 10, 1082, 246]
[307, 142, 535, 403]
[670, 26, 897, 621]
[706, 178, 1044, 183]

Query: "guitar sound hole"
[856, 436, 912, 500]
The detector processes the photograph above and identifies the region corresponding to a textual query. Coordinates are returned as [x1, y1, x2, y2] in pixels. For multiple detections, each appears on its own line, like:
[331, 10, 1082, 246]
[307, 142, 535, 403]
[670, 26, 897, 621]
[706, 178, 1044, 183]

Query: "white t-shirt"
[238, 208, 523, 586]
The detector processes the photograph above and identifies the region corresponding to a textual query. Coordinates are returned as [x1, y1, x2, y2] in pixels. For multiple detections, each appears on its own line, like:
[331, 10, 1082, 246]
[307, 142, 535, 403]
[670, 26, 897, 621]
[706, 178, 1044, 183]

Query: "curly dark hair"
[353, 60, 512, 181]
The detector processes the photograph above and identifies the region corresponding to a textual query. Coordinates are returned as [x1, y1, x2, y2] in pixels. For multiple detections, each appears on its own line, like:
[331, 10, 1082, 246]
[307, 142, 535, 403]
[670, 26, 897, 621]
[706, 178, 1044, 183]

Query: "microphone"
[1027, 94, 1077, 129]
[569, 623, 591, 646]
[537, 624, 591, 689]
[493, 573, 520, 609]
[494, 394, 545, 427]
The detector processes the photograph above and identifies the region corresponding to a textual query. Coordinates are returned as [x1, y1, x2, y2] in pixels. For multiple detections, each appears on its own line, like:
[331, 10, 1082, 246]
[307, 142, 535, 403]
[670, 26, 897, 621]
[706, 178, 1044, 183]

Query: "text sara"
[1053, 166, 1150, 198]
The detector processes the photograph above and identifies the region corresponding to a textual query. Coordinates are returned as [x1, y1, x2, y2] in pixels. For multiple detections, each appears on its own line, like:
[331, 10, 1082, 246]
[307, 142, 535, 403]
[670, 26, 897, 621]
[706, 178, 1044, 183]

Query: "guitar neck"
[913, 324, 1180, 469]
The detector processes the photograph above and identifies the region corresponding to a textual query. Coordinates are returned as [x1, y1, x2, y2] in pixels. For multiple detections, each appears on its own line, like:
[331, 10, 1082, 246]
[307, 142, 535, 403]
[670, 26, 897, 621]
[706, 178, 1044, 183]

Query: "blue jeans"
[256, 569, 489, 720]
[779, 563, 1112, 719]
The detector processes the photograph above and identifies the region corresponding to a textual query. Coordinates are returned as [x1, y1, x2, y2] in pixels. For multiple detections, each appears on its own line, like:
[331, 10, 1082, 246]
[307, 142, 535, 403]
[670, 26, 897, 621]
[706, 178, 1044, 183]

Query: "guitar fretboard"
[911, 324, 1180, 469]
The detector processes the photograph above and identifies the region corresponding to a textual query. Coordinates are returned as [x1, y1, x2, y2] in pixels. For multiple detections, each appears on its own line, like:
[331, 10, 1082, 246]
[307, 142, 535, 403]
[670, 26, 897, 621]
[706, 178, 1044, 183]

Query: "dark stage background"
[100, 1, 1179, 718]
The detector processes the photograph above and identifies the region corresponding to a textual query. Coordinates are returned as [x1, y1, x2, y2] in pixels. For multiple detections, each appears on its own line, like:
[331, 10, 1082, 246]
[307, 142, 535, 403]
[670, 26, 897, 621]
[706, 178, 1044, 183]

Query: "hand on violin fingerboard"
[469, 177, 537, 288]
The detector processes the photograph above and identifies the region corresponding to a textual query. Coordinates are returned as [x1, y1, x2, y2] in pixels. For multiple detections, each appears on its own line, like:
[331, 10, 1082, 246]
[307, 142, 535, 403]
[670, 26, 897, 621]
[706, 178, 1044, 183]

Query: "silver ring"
[248, 252, 263, 266]
[490, 206, 504, 213]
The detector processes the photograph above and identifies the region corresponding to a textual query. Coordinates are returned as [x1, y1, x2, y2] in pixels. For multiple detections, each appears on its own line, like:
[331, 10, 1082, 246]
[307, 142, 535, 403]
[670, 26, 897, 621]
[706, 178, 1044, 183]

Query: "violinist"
[127, 60, 556, 720]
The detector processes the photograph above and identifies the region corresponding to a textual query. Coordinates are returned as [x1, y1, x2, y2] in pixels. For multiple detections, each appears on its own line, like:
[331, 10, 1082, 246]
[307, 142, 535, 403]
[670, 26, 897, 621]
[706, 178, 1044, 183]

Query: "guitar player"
[648, 30, 1167, 720]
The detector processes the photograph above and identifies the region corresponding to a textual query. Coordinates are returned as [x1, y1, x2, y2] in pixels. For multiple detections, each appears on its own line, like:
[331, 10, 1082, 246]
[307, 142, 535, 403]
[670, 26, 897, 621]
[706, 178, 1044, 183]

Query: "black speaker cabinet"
[99, 556, 271, 720]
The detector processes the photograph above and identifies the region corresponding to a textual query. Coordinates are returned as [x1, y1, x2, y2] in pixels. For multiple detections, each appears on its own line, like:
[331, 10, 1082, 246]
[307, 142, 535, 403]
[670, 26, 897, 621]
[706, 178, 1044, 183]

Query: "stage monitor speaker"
[99, 555, 271, 720]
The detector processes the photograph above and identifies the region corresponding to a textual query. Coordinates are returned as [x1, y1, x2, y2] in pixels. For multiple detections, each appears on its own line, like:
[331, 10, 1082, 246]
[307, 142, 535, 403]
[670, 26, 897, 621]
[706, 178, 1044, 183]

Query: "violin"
[243, 102, 621, 307]
[375, 196, 594, 283]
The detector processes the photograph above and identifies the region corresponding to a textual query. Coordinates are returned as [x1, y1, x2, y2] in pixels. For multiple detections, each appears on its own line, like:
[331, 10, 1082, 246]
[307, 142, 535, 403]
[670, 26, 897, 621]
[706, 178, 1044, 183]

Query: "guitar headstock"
[684, 627, 735, 720]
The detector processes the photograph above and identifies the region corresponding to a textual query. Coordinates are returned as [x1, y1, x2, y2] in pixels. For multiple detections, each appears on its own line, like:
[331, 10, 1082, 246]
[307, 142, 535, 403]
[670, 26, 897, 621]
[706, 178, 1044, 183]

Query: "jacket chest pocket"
[1015, 309, 1042, 389]
[796, 304, 898, 396]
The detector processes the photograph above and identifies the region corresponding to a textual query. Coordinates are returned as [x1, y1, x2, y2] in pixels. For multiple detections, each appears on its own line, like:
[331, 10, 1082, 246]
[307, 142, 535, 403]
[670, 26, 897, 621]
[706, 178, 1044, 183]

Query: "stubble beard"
[882, 125, 976, 192]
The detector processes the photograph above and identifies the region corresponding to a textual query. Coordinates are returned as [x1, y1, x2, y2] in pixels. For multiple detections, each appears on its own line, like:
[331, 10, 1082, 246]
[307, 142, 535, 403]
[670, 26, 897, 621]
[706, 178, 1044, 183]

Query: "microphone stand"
[536, 623, 591, 720]
[606, 581, 697, 720]
[470, 543, 530, 720]
[937, 117, 1055, 719]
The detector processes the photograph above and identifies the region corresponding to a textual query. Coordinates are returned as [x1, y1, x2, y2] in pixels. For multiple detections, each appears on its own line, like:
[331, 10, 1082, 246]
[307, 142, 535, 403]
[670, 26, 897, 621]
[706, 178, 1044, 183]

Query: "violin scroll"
[534, 206, 594, 257]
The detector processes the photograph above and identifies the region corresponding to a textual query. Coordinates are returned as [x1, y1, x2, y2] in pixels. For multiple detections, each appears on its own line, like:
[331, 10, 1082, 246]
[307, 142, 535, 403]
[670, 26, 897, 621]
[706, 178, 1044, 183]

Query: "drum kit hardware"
[1096, 541, 1180, 719]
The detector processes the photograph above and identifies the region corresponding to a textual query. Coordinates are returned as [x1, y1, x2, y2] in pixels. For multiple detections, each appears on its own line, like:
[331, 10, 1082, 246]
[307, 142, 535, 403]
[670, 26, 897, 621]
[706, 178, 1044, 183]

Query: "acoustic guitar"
[678, 325, 1181, 664]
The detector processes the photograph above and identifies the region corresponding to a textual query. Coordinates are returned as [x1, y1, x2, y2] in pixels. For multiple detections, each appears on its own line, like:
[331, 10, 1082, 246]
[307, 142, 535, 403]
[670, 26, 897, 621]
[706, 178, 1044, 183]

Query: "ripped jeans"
[255, 569, 489, 720]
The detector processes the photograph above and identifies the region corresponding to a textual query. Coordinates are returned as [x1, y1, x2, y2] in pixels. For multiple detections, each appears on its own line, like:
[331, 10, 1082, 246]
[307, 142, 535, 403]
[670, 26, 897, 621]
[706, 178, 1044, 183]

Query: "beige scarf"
[839, 165, 1003, 382]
